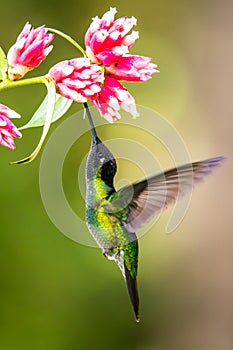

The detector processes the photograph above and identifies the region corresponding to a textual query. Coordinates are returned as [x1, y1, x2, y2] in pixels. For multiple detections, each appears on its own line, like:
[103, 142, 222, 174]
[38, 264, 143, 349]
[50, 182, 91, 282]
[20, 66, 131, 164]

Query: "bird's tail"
[124, 262, 139, 322]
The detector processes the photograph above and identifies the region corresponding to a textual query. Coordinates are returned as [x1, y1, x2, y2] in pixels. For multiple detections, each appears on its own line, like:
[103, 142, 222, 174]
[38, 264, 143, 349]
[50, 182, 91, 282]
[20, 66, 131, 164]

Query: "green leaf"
[0, 47, 8, 81]
[20, 93, 73, 130]
[11, 79, 57, 164]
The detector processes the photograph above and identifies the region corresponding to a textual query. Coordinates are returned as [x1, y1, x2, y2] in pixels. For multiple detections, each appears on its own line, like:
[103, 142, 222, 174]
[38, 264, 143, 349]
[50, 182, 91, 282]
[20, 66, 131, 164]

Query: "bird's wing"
[109, 156, 225, 232]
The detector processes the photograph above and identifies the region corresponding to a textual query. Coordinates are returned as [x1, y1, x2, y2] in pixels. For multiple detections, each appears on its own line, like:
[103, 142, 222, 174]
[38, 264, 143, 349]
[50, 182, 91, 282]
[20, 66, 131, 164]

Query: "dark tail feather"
[124, 262, 140, 322]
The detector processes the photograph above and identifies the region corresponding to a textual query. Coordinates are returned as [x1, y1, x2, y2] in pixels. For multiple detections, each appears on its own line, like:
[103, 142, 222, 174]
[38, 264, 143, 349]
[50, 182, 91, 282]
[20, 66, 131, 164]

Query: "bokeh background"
[0, 0, 233, 349]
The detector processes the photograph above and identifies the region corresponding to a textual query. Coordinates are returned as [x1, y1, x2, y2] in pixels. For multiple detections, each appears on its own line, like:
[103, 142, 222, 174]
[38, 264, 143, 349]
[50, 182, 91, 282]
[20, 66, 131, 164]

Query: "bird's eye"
[97, 152, 104, 161]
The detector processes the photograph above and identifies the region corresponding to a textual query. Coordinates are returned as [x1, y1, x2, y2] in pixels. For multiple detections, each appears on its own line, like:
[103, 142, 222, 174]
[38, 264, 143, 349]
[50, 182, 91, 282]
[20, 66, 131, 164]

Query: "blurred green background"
[0, 1, 232, 349]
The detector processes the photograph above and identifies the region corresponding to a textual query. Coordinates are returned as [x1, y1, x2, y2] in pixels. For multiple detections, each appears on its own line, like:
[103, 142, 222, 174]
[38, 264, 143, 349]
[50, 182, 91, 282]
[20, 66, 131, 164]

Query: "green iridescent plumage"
[85, 103, 140, 321]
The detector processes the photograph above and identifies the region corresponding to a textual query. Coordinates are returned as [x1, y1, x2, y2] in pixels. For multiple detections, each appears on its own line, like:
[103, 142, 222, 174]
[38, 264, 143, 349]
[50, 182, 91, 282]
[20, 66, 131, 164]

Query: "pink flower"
[0, 104, 22, 150]
[7, 22, 54, 80]
[91, 76, 139, 123]
[85, 7, 139, 65]
[107, 55, 159, 82]
[49, 58, 104, 102]
[85, 8, 159, 122]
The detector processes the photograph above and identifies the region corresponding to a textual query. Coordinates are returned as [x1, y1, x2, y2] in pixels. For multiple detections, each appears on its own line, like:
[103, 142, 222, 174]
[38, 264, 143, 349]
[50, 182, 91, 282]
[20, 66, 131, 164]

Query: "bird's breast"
[86, 206, 131, 249]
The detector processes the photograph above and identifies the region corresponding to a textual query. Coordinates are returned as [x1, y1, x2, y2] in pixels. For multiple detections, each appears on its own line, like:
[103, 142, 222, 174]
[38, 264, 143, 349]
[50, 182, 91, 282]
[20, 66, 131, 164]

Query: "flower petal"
[107, 55, 159, 81]
[49, 58, 104, 102]
[0, 104, 22, 150]
[85, 8, 138, 64]
[91, 76, 139, 122]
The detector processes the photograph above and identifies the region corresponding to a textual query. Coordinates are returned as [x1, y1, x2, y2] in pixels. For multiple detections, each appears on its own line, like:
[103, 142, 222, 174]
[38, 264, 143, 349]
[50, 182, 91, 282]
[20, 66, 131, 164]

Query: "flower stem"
[10, 77, 56, 165]
[47, 27, 86, 57]
[0, 75, 52, 92]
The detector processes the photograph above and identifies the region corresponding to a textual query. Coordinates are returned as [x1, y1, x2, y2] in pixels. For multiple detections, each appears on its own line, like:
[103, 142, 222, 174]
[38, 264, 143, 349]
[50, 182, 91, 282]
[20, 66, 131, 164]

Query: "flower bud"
[7, 22, 54, 80]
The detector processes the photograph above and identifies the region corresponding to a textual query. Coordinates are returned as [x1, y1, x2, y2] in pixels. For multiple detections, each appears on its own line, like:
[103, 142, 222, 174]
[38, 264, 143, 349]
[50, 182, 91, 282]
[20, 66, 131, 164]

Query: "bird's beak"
[84, 103, 101, 145]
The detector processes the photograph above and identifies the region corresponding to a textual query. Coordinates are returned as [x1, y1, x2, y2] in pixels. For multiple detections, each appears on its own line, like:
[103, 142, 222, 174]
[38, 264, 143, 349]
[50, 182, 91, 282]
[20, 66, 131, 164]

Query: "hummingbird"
[84, 103, 225, 322]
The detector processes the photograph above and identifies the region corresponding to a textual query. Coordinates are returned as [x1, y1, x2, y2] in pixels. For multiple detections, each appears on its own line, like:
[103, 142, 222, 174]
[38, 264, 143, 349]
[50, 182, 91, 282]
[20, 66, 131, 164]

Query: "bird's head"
[85, 105, 117, 188]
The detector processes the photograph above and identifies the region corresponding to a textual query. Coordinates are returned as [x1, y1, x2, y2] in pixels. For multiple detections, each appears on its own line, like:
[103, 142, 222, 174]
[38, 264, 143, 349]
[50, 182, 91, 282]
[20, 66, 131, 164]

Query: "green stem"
[0, 75, 51, 92]
[47, 27, 86, 57]
[10, 76, 56, 165]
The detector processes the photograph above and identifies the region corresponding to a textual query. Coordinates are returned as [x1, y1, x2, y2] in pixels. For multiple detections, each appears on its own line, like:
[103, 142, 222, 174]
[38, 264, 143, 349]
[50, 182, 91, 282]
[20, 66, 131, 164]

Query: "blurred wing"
[112, 156, 225, 232]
